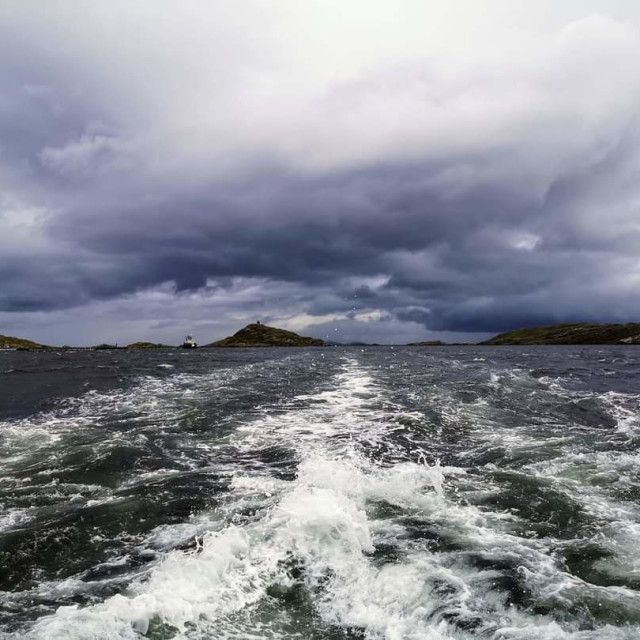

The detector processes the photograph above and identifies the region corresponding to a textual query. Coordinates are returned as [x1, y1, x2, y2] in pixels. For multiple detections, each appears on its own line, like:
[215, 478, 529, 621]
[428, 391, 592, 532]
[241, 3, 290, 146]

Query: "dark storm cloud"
[2, 3, 640, 341]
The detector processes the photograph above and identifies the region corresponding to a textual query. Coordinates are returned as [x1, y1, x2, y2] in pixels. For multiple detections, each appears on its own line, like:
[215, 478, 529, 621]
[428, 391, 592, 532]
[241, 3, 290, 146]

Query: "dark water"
[1, 346, 640, 639]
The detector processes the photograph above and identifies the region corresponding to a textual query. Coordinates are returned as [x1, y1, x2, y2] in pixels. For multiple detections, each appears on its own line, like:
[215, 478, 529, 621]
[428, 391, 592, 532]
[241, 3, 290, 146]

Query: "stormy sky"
[2, 1, 640, 346]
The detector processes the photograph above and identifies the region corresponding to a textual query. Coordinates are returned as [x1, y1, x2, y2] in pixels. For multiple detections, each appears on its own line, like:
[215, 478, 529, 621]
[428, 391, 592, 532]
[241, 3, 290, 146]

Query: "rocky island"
[482, 323, 640, 345]
[207, 323, 325, 347]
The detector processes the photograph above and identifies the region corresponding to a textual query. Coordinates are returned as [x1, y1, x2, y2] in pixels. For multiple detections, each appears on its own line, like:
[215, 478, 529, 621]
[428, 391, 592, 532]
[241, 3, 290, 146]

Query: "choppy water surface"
[1, 346, 640, 639]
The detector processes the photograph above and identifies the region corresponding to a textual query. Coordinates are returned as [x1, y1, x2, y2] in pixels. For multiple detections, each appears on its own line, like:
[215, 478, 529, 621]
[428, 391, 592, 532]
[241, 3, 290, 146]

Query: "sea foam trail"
[21, 359, 447, 638]
[24, 458, 448, 639]
[15, 358, 640, 639]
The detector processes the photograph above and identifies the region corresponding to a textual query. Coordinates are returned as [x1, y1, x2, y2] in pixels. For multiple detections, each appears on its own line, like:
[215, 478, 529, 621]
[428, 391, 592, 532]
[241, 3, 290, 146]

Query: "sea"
[1, 346, 640, 639]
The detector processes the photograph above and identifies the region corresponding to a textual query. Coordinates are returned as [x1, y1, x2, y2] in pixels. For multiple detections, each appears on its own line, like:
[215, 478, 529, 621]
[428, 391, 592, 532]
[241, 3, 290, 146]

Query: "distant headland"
[2, 322, 640, 351]
[0, 335, 49, 350]
[479, 323, 640, 345]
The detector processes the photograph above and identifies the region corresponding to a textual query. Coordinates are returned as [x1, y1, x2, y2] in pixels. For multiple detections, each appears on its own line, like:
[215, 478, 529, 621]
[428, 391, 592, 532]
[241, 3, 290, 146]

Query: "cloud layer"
[2, 1, 640, 344]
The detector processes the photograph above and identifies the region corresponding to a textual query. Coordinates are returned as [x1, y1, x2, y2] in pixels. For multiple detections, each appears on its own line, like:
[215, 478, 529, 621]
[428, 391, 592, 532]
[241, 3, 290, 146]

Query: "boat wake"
[2, 351, 640, 639]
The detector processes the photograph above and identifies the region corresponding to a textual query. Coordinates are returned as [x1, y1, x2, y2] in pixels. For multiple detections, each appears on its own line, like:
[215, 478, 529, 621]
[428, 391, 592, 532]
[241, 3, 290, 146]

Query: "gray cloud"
[1, 3, 640, 344]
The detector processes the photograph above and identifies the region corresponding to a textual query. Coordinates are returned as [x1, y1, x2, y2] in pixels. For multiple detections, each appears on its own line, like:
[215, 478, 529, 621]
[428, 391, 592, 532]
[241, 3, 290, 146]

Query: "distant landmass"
[126, 342, 172, 349]
[3, 322, 640, 351]
[0, 336, 173, 351]
[325, 341, 381, 346]
[207, 323, 325, 347]
[482, 323, 640, 345]
[95, 342, 174, 350]
[0, 335, 49, 350]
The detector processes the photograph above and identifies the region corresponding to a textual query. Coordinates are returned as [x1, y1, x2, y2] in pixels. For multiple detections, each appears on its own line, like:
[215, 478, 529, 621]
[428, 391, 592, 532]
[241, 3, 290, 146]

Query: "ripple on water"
[1, 349, 640, 638]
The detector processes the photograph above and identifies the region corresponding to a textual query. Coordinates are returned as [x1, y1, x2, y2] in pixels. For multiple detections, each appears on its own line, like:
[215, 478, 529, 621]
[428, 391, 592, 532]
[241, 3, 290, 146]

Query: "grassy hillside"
[482, 323, 640, 345]
[208, 323, 325, 347]
[0, 335, 49, 350]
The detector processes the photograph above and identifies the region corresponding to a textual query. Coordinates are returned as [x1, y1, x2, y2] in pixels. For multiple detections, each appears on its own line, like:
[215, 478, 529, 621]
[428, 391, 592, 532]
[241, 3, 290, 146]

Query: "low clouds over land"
[2, 1, 640, 345]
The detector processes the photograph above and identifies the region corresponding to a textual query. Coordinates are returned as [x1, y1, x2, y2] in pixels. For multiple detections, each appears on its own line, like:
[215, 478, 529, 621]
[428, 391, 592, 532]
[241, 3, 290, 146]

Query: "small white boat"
[182, 334, 197, 349]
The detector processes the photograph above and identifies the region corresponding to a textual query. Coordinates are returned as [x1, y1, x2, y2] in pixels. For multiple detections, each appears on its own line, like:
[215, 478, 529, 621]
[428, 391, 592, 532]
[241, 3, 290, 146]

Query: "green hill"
[482, 323, 640, 345]
[126, 342, 172, 349]
[0, 334, 49, 350]
[208, 323, 325, 347]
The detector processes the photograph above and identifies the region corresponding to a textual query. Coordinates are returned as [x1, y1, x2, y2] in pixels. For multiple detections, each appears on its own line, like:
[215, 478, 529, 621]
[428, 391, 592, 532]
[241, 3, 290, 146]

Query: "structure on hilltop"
[207, 323, 325, 347]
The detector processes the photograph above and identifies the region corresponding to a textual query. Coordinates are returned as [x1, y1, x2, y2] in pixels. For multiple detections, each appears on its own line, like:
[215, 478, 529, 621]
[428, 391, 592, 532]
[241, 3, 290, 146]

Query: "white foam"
[0, 363, 252, 461]
[599, 391, 640, 434]
[0, 506, 33, 531]
[27, 452, 451, 639]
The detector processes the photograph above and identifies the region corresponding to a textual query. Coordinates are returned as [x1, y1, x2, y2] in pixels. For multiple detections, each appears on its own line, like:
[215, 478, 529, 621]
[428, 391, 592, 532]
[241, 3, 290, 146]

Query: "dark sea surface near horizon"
[1, 346, 640, 639]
